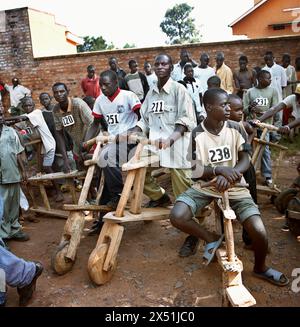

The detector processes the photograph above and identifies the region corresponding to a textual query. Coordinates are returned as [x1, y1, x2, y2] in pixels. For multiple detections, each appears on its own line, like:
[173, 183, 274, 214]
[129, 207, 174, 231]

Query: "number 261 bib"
[208, 145, 232, 164]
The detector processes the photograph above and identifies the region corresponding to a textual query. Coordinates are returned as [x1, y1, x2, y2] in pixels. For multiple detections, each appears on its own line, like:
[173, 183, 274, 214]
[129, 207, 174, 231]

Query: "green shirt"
[53, 97, 93, 155]
[244, 86, 279, 124]
[0, 126, 24, 184]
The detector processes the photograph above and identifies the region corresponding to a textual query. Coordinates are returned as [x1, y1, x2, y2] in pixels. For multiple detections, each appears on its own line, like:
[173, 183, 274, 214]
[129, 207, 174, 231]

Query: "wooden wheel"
[51, 241, 74, 275]
[87, 243, 116, 285]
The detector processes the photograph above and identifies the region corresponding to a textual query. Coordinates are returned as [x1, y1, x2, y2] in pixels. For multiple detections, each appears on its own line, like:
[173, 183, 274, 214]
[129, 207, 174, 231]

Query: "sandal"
[253, 268, 289, 287]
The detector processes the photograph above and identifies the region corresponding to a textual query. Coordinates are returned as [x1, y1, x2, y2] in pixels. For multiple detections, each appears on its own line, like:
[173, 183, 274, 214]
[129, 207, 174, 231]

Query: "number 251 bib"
[208, 145, 232, 164]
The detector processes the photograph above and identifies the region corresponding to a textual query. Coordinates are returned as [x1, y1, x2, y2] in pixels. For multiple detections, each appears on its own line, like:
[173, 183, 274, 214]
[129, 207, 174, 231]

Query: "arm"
[17, 152, 27, 182]
[233, 71, 241, 91]
[56, 129, 71, 172]
[84, 117, 107, 143]
[155, 124, 187, 150]
[243, 121, 255, 143]
[227, 69, 234, 94]
[139, 73, 149, 99]
[257, 102, 286, 122]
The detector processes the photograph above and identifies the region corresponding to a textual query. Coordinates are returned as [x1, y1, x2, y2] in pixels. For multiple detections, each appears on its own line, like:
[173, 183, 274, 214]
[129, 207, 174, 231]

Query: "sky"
[0, 0, 254, 48]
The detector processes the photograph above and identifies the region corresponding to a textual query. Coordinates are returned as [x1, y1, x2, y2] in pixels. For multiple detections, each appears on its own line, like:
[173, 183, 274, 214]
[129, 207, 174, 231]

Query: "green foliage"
[123, 43, 136, 49]
[160, 3, 200, 45]
[77, 36, 115, 52]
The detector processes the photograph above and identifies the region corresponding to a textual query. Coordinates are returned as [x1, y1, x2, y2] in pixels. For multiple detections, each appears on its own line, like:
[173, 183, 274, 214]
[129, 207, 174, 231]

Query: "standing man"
[81, 65, 101, 99]
[0, 78, 31, 116]
[108, 57, 127, 90]
[125, 59, 149, 102]
[233, 55, 257, 99]
[193, 53, 215, 93]
[52, 82, 94, 171]
[214, 52, 234, 94]
[0, 106, 29, 242]
[144, 61, 158, 87]
[263, 51, 287, 102]
[129, 53, 199, 257]
[171, 49, 198, 82]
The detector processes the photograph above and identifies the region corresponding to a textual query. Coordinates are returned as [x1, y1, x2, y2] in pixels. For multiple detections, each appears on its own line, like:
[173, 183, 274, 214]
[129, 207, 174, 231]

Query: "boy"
[228, 94, 256, 248]
[125, 59, 149, 102]
[170, 88, 289, 286]
[207, 75, 221, 89]
[244, 70, 278, 186]
[179, 63, 206, 123]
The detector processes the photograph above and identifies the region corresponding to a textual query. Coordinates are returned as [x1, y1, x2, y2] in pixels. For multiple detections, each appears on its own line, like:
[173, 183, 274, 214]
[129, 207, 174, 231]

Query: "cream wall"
[28, 8, 77, 58]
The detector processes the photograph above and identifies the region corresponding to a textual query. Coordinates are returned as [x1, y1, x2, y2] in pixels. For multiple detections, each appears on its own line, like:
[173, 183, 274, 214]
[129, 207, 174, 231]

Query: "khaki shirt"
[0, 126, 24, 184]
[214, 63, 234, 94]
[137, 78, 196, 168]
[53, 97, 93, 155]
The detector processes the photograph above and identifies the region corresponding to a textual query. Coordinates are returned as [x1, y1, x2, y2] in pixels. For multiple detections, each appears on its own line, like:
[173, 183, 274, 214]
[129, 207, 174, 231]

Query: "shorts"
[176, 187, 260, 224]
[43, 148, 55, 167]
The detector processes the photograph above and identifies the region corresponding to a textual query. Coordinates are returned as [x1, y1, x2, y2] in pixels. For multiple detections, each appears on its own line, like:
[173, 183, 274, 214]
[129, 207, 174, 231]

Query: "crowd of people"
[0, 48, 300, 306]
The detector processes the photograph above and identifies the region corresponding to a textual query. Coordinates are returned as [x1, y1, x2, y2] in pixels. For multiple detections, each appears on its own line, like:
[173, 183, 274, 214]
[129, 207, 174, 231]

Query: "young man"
[144, 61, 158, 87]
[193, 53, 215, 93]
[108, 57, 127, 90]
[263, 51, 287, 102]
[125, 59, 149, 102]
[0, 78, 31, 116]
[244, 70, 279, 186]
[170, 88, 289, 286]
[81, 65, 101, 99]
[214, 52, 234, 94]
[0, 106, 29, 242]
[256, 83, 300, 136]
[84, 70, 141, 234]
[52, 82, 94, 171]
[171, 49, 198, 82]
[233, 55, 257, 99]
[179, 63, 206, 123]
[128, 53, 199, 257]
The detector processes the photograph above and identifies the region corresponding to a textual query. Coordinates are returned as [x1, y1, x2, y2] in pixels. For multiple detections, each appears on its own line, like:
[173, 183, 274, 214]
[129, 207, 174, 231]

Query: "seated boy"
[170, 88, 289, 286]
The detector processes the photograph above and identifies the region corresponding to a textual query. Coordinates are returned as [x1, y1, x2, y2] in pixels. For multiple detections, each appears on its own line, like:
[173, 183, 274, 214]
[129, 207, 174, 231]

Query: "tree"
[77, 36, 115, 53]
[123, 43, 136, 49]
[160, 3, 200, 45]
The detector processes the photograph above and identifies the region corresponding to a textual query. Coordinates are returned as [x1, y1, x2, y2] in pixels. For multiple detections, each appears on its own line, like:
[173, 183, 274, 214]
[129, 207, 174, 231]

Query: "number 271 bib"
[208, 145, 232, 164]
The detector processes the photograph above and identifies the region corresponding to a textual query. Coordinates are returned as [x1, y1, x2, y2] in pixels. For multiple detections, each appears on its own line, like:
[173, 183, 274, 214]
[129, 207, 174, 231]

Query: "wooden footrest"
[30, 206, 68, 219]
[63, 204, 112, 212]
[28, 170, 86, 182]
[226, 285, 256, 307]
[103, 207, 171, 223]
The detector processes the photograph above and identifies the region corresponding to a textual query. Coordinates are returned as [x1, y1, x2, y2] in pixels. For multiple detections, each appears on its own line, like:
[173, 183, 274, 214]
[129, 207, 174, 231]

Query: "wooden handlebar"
[252, 121, 279, 132]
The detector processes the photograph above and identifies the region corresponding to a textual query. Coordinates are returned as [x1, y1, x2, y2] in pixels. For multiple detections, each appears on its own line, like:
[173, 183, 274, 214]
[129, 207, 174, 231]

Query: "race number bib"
[62, 115, 75, 127]
[255, 97, 268, 106]
[106, 113, 119, 125]
[25, 127, 33, 135]
[208, 145, 232, 164]
[151, 100, 164, 114]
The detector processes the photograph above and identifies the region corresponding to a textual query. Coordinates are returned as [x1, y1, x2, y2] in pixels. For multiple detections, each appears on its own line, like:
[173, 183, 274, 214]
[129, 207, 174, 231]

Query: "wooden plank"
[253, 138, 288, 150]
[226, 285, 256, 307]
[104, 207, 171, 223]
[39, 184, 50, 210]
[84, 159, 98, 167]
[29, 170, 86, 181]
[30, 207, 68, 219]
[130, 168, 147, 214]
[63, 204, 112, 212]
[256, 185, 280, 195]
[24, 138, 42, 146]
[251, 128, 268, 165]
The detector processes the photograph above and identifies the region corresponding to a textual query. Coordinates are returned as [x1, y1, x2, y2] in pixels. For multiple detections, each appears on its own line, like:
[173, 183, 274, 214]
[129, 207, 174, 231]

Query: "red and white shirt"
[93, 88, 141, 135]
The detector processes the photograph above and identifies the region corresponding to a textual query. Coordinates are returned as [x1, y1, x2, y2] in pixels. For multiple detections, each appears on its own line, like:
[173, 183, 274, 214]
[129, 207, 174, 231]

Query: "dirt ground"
[5, 153, 300, 307]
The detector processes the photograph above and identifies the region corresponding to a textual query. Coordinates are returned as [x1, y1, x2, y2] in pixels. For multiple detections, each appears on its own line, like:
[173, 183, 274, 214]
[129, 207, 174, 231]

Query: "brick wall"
[0, 7, 300, 109]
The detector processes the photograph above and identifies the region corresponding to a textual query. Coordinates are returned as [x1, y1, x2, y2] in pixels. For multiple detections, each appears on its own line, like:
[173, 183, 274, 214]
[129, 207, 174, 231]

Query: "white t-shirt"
[263, 63, 287, 101]
[193, 66, 215, 92]
[26, 109, 56, 154]
[283, 94, 300, 120]
[93, 89, 141, 135]
[185, 79, 206, 117]
[4, 84, 31, 107]
[146, 73, 158, 87]
[171, 63, 186, 81]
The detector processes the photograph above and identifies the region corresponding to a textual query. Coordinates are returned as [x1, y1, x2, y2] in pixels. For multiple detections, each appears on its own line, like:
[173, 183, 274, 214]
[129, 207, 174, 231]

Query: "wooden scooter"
[201, 179, 256, 307]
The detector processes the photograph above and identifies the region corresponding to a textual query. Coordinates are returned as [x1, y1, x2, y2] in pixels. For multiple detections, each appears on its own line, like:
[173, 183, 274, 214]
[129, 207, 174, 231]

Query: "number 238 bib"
[208, 145, 232, 164]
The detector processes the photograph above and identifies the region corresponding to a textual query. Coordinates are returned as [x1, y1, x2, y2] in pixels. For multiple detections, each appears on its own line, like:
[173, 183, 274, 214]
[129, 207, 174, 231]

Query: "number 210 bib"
[208, 145, 232, 163]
